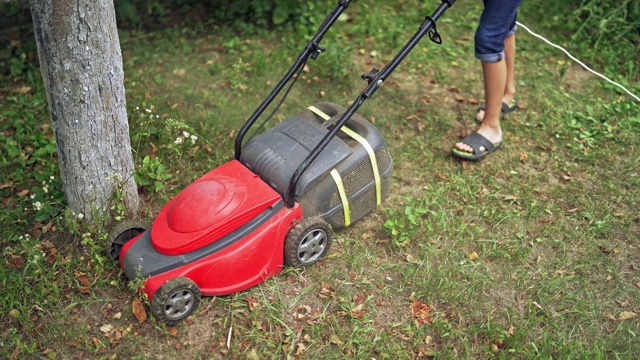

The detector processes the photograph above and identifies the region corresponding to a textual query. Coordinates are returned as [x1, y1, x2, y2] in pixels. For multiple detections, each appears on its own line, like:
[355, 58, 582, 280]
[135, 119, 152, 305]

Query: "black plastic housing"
[240, 102, 393, 230]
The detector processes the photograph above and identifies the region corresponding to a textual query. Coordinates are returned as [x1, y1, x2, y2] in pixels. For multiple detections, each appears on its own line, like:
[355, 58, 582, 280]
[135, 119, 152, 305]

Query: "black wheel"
[150, 277, 201, 326]
[106, 220, 146, 260]
[284, 217, 332, 267]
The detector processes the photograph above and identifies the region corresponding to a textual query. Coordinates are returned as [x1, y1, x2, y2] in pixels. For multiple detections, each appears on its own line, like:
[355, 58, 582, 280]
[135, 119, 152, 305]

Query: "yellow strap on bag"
[307, 105, 382, 221]
[329, 169, 351, 226]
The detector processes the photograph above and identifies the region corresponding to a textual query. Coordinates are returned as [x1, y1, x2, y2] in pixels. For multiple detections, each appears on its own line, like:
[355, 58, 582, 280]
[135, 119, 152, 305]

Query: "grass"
[1, 0, 639, 358]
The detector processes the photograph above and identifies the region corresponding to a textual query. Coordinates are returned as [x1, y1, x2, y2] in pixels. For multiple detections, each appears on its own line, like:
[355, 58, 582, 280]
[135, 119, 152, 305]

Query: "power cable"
[516, 21, 640, 103]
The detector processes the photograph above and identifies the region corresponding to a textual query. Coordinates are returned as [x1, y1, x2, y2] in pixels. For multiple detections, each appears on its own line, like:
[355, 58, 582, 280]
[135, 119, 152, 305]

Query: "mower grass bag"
[240, 102, 393, 230]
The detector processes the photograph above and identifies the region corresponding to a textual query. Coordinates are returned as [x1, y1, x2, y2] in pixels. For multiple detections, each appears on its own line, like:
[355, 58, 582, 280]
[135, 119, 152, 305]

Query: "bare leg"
[476, 33, 517, 121]
[455, 58, 506, 153]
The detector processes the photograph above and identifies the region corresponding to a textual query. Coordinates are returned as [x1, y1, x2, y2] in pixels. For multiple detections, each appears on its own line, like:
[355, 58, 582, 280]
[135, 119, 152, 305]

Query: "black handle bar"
[285, 0, 456, 208]
[234, 0, 351, 160]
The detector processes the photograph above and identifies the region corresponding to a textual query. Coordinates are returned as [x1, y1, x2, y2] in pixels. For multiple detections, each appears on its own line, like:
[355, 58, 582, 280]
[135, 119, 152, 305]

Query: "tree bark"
[30, 0, 139, 219]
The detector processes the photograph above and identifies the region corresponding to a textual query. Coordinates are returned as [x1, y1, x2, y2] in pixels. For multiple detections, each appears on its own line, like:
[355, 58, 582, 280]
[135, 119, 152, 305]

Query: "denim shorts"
[474, 0, 523, 62]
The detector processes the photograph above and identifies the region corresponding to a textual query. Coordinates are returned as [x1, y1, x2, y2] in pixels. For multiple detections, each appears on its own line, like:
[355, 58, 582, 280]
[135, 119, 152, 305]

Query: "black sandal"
[451, 131, 502, 160]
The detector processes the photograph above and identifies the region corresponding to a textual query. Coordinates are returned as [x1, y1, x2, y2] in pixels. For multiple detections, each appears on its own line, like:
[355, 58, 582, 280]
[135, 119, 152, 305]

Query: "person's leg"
[503, 33, 517, 104]
[476, 32, 517, 121]
[453, 0, 521, 157]
[454, 59, 505, 153]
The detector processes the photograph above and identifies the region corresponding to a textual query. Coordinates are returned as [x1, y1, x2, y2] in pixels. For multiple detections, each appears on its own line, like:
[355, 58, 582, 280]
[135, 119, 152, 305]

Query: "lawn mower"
[108, 0, 457, 326]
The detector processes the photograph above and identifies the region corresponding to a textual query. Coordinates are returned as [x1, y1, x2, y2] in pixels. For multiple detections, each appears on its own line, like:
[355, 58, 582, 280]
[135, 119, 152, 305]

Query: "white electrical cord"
[516, 21, 640, 103]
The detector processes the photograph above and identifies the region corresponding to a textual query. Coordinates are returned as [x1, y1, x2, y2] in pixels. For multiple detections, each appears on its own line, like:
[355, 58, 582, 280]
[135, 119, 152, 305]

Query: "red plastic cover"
[151, 160, 281, 255]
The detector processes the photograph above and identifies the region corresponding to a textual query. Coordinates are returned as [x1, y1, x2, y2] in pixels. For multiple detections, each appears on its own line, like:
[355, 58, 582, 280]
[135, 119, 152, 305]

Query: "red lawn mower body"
[119, 160, 302, 299]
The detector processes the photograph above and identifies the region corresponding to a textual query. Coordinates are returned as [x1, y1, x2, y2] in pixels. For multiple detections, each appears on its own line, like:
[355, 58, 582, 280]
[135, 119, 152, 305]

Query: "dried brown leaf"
[246, 295, 259, 311]
[618, 311, 637, 320]
[468, 251, 479, 261]
[132, 298, 147, 323]
[100, 324, 114, 334]
[409, 300, 432, 326]
[519, 151, 528, 163]
[10, 255, 25, 269]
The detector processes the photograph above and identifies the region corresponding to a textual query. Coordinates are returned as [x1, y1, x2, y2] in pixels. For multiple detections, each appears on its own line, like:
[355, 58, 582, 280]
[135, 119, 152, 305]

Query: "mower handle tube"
[286, 0, 456, 208]
[234, 0, 351, 160]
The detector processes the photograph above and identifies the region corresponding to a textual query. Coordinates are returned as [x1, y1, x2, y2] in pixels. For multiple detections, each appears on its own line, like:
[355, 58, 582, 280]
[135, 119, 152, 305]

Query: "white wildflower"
[77, 213, 84, 219]
[145, 108, 151, 113]
[190, 135, 198, 144]
[34, 201, 42, 211]
[175, 137, 183, 145]
[182, 131, 190, 138]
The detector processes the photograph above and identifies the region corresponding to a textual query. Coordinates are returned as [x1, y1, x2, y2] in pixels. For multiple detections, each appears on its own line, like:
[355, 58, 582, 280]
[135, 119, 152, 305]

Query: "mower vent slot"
[330, 176, 392, 227]
[330, 148, 392, 208]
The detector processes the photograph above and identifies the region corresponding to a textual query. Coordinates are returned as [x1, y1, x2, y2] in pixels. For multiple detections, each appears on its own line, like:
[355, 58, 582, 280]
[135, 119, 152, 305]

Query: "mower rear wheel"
[106, 220, 146, 260]
[284, 217, 332, 267]
[151, 277, 201, 326]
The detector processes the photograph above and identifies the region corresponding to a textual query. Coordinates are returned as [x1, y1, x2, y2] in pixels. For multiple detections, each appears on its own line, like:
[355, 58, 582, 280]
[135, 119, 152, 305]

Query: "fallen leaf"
[74, 271, 90, 287]
[100, 324, 114, 334]
[618, 311, 637, 321]
[17, 189, 29, 197]
[350, 303, 364, 318]
[329, 334, 344, 345]
[603, 312, 617, 321]
[409, 300, 432, 326]
[173, 68, 186, 76]
[0, 182, 12, 190]
[246, 295, 259, 311]
[9, 255, 25, 269]
[41, 240, 55, 249]
[132, 298, 147, 323]
[112, 312, 122, 320]
[319, 282, 335, 298]
[168, 327, 179, 336]
[468, 251, 479, 261]
[468, 97, 479, 105]
[519, 152, 528, 163]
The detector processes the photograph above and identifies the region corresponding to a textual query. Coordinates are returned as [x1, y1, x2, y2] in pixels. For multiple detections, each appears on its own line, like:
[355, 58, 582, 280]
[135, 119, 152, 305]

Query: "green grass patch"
[1, 0, 639, 358]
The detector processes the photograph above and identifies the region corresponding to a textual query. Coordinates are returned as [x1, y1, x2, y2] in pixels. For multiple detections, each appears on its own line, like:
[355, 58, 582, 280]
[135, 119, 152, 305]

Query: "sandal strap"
[462, 131, 495, 154]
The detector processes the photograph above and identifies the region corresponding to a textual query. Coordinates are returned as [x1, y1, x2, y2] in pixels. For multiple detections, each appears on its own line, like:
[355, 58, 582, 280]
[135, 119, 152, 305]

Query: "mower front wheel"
[106, 220, 146, 260]
[284, 217, 332, 267]
[151, 277, 201, 326]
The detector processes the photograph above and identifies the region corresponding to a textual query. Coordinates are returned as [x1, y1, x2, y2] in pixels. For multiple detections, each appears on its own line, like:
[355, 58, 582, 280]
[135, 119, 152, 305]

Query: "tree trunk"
[30, 0, 139, 219]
